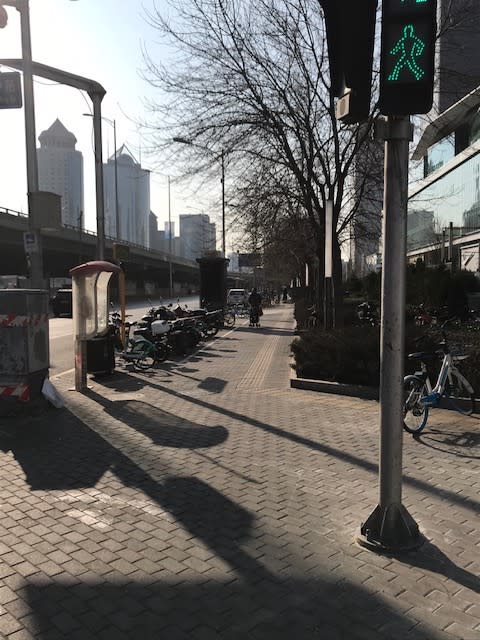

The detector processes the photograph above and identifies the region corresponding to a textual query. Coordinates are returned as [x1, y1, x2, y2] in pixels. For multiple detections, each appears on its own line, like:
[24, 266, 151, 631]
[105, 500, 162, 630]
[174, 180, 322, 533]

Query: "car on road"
[51, 288, 72, 317]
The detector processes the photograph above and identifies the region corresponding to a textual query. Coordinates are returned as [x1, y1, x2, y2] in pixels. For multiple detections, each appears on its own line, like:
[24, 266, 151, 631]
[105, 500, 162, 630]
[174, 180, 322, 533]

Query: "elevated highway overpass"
[0, 207, 200, 297]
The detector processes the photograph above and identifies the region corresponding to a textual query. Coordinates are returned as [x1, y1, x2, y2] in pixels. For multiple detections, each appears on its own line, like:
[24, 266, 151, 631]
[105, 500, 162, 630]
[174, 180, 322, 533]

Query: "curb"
[288, 346, 379, 400]
[290, 375, 379, 400]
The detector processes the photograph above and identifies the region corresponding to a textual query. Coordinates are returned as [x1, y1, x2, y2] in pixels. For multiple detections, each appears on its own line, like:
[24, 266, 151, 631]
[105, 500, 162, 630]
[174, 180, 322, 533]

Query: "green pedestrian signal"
[379, 0, 437, 115]
[388, 24, 425, 81]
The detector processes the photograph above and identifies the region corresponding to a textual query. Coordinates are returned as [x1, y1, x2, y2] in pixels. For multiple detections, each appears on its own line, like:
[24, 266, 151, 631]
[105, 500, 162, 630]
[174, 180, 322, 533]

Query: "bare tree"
[141, 0, 381, 318]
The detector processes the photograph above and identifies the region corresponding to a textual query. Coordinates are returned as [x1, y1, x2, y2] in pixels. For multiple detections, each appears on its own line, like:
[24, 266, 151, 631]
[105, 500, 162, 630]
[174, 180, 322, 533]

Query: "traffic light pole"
[357, 116, 422, 552]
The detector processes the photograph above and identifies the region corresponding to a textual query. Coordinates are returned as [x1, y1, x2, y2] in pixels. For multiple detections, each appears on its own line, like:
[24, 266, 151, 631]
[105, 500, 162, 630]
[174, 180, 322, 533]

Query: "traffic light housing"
[321, 0, 378, 124]
[379, 0, 437, 115]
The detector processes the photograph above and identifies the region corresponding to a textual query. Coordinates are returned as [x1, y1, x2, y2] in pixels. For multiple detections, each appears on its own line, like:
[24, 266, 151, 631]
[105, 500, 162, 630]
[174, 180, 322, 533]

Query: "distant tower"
[103, 145, 150, 247]
[37, 118, 84, 227]
[179, 213, 216, 260]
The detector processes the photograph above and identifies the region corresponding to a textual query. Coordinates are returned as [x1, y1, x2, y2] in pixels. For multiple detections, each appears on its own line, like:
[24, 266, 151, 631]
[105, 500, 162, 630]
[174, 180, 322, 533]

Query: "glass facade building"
[408, 92, 480, 265]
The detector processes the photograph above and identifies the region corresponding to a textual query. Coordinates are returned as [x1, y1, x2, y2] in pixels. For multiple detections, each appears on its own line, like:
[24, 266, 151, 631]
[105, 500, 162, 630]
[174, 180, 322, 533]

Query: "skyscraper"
[179, 214, 216, 260]
[37, 119, 84, 228]
[436, 0, 480, 113]
[103, 146, 150, 247]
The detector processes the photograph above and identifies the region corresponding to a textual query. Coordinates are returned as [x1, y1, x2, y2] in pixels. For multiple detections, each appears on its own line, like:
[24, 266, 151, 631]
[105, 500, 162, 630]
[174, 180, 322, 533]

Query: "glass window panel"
[425, 134, 455, 176]
[408, 151, 480, 251]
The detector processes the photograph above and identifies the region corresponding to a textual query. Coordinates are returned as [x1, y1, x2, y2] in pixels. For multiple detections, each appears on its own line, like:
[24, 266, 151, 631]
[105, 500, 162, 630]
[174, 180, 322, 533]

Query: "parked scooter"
[174, 304, 224, 338]
[109, 311, 168, 368]
[135, 305, 202, 356]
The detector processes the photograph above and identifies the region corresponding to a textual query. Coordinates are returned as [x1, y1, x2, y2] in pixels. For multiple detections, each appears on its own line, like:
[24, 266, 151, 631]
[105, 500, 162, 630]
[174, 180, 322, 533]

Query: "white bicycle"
[403, 323, 475, 434]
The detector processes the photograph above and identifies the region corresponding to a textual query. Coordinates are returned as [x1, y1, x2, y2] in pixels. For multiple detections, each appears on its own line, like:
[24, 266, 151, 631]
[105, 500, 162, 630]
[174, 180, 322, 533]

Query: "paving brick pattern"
[0, 303, 478, 639]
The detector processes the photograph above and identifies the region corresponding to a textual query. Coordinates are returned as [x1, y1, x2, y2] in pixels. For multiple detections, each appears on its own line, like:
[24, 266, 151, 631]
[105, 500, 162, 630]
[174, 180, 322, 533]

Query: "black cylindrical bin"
[86, 335, 115, 374]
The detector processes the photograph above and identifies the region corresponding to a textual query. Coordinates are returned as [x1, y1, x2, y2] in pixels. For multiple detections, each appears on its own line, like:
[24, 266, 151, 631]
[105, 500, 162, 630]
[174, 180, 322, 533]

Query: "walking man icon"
[387, 23, 425, 81]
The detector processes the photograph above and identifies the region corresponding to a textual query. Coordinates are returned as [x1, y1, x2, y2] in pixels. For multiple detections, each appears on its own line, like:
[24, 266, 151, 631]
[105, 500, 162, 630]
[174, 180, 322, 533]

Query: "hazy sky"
[0, 0, 219, 242]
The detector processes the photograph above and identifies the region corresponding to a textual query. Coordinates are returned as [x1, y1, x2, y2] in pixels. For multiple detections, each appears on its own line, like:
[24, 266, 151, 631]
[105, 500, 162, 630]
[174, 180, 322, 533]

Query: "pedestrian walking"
[248, 287, 262, 327]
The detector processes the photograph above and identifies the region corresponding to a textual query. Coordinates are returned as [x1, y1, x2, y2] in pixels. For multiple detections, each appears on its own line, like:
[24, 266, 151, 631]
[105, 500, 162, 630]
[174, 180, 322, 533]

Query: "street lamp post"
[168, 176, 173, 298]
[221, 149, 225, 257]
[1, 0, 80, 284]
[112, 119, 119, 239]
[2, 0, 42, 287]
[83, 114, 119, 240]
[173, 137, 226, 257]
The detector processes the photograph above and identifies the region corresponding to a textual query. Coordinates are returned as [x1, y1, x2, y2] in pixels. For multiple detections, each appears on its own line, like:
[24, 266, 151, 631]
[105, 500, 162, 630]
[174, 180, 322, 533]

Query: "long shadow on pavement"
[392, 539, 480, 595]
[98, 375, 479, 517]
[2, 411, 438, 639]
[414, 426, 480, 459]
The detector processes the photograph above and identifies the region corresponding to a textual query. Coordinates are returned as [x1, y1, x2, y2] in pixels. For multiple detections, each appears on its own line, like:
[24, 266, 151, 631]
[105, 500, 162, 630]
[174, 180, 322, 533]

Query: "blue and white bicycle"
[403, 322, 476, 434]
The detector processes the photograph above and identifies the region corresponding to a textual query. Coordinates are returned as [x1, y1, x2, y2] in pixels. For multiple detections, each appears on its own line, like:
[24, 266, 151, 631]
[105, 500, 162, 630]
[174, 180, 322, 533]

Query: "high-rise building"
[165, 221, 175, 240]
[37, 119, 84, 228]
[103, 145, 150, 247]
[436, 0, 480, 114]
[149, 212, 166, 252]
[349, 1, 480, 276]
[179, 213, 216, 260]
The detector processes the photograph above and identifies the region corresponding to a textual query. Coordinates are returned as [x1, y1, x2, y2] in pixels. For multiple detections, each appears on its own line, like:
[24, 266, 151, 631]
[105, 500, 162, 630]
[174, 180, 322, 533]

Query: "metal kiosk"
[69, 261, 121, 390]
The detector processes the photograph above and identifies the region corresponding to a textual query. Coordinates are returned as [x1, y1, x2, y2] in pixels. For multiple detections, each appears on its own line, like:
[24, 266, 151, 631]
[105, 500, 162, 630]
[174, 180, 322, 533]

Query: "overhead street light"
[0, 0, 92, 280]
[1, 0, 42, 286]
[4, 57, 107, 260]
[173, 137, 226, 257]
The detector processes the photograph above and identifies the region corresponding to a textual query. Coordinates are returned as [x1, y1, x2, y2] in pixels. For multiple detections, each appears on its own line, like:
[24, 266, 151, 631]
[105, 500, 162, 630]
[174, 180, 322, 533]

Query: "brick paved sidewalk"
[0, 303, 478, 639]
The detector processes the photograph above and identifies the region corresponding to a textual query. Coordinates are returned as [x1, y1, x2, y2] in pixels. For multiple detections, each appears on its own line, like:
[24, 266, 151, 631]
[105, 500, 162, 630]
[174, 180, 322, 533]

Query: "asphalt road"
[49, 295, 199, 376]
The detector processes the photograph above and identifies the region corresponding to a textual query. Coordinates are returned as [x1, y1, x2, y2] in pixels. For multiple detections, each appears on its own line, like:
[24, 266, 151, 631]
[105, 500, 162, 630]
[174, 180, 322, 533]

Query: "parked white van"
[227, 288, 247, 306]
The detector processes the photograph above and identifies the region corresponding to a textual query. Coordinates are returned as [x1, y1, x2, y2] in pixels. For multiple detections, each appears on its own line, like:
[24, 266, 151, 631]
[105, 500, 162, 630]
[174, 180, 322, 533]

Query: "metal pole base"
[356, 503, 424, 553]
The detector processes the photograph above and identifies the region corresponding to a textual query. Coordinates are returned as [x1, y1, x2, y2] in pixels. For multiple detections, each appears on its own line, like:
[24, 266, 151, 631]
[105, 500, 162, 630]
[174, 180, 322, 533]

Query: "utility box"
[0, 289, 49, 408]
[197, 256, 229, 310]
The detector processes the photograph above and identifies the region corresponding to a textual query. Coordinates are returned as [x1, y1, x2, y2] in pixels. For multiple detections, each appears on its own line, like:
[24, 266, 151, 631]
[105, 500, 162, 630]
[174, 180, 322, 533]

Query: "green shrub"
[291, 326, 380, 386]
[292, 322, 480, 394]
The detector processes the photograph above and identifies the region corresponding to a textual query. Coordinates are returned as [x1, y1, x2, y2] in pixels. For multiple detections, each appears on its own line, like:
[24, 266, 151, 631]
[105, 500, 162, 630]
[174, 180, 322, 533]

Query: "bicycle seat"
[407, 350, 442, 361]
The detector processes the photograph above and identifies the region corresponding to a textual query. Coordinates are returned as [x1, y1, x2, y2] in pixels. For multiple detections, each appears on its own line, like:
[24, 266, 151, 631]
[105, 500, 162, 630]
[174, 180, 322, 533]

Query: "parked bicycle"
[223, 308, 236, 327]
[403, 321, 475, 434]
[110, 312, 167, 370]
[231, 304, 249, 319]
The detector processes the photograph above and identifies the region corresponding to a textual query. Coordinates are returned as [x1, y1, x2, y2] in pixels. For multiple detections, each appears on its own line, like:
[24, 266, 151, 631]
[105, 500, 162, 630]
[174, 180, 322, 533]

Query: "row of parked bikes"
[110, 302, 236, 371]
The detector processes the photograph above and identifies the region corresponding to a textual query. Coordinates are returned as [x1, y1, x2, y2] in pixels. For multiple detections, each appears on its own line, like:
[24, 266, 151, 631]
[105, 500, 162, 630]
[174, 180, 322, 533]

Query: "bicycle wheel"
[403, 375, 429, 434]
[154, 343, 169, 363]
[135, 350, 156, 370]
[224, 312, 235, 327]
[444, 371, 475, 415]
